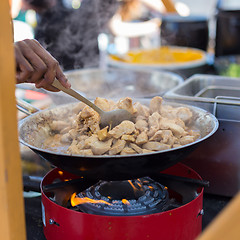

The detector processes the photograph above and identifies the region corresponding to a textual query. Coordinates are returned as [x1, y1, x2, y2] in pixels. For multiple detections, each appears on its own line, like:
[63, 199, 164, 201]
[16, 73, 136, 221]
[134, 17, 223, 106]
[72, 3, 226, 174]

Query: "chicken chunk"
[121, 134, 135, 142]
[79, 106, 100, 133]
[109, 139, 126, 155]
[135, 119, 148, 132]
[94, 97, 111, 111]
[149, 96, 162, 114]
[120, 147, 136, 155]
[91, 138, 113, 155]
[117, 97, 137, 114]
[134, 102, 150, 119]
[159, 118, 186, 138]
[50, 120, 69, 132]
[148, 112, 161, 129]
[142, 142, 171, 151]
[136, 131, 148, 145]
[109, 120, 135, 139]
[77, 149, 94, 156]
[161, 106, 193, 123]
[84, 134, 98, 148]
[97, 126, 109, 141]
[60, 132, 72, 143]
[150, 130, 175, 145]
[147, 112, 162, 137]
[130, 143, 143, 154]
[179, 135, 195, 145]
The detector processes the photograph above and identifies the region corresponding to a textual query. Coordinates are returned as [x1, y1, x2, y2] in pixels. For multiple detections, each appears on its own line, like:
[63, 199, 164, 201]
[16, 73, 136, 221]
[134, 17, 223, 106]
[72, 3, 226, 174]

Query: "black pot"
[215, 10, 240, 57]
[161, 14, 209, 51]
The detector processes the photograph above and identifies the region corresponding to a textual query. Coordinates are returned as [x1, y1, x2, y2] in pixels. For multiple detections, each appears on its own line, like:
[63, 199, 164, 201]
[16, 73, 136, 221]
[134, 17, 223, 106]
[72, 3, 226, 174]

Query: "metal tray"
[164, 74, 240, 120]
[164, 74, 240, 197]
[194, 86, 240, 98]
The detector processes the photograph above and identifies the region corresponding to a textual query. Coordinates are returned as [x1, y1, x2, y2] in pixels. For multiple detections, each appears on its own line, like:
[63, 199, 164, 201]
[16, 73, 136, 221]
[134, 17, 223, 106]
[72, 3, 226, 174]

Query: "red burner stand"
[41, 163, 203, 240]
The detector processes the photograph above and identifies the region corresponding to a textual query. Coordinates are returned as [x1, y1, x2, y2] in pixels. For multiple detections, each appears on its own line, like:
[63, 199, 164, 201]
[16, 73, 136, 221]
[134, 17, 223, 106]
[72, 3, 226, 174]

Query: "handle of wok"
[16, 98, 40, 115]
[52, 79, 104, 115]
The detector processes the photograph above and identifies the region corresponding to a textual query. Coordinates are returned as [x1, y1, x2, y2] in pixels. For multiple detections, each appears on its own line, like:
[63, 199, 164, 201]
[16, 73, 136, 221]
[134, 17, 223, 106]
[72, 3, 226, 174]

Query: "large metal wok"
[18, 99, 218, 180]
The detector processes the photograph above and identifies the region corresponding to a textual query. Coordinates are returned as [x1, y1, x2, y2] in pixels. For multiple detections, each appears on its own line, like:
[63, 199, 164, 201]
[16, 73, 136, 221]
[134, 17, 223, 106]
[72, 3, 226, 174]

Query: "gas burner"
[72, 177, 169, 216]
[42, 165, 205, 240]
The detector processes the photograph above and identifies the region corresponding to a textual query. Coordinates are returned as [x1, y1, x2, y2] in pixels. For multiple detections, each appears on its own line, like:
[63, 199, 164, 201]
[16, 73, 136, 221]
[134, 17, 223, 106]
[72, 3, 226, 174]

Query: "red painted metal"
[41, 163, 203, 240]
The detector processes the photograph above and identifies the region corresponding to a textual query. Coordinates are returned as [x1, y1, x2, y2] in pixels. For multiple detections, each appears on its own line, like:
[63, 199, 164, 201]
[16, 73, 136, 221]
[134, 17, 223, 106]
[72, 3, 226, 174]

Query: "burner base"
[41, 163, 203, 240]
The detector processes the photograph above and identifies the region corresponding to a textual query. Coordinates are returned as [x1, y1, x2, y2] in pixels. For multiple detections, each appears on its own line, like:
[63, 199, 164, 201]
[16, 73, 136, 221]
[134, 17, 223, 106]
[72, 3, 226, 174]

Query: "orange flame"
[128, 180, 140, 192]
[122, 199, 130, 205]
[71, 192, 111, 207]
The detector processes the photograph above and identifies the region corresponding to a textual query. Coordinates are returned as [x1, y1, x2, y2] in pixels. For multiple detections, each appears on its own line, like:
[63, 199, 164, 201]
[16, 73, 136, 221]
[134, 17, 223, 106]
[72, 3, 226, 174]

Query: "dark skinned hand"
[14, 39, 71, 92]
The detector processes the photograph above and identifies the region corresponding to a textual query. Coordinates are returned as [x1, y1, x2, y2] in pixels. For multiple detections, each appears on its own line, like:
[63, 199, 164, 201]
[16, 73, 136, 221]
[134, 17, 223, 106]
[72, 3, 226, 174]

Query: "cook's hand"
[14, 39, 71, 92]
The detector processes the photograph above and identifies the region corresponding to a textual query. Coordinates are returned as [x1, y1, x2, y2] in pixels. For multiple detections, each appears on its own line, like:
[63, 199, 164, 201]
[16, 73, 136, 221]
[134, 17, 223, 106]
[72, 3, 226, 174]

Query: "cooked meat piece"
[60, 133, 71, 143]
[97, 126, 109, 141]
[132, 129, 140, 139]
[50, 120, 69, 132]
[173, 144, 181, 148]
[150, 130, 175, 145]
[161, 106, 193, 123]
[148, 112, 161, 129]
[68, 140, 93, 155]
[94, 97, 111, 111]
[159, 118, 186, 138]
[188, 130, 201, 140]
[142, 149, 154, 153]
[175, 119, 186, 129]
[147, 112, 162, 137]
[149, 130, 163, 142]
[77, 149, 94, 156]
[136, 131, 148, 145]
[167, 136, 178, 147]
[60, 126, 72, 134]
[67, 139, 80, 154]
[69, 129, 79, 139]
[179, 135, 195, 145]
[91, 138, 113, 155]
[109, 139, 126, 155]
[162, 130, 173, 143]
[109, 120, 135, 139]
[175, 107, 193, 123]
[84, 134, 98, 148]
[77, 135, 89, 142]
[150, 96, 162, 114]
[142, 142, 171, 151]
[43, 134, 62, 148]
[147, 126, 159, 138]
[79, 106, 100, 133]
[117, 97, 137, 114]
[120, 147, 136, 155]
[130, 143, 143, 154]
[135, 119, 148, 132]
[121, 134, 135, 142]
[78, 125, 89, 136]
[80, 106, 96, 119]
[134, 102, 150, 119]
[72, 102, 86, 114]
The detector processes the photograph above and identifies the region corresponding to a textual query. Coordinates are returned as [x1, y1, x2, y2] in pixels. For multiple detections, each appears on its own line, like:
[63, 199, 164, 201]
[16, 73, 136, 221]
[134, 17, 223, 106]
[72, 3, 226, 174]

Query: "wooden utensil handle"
[52, 79, 103, 114]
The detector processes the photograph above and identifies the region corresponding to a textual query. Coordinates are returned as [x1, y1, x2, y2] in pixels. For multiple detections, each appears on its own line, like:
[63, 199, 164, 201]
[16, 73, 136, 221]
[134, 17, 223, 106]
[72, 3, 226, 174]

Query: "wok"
[18, 99, 218, 180]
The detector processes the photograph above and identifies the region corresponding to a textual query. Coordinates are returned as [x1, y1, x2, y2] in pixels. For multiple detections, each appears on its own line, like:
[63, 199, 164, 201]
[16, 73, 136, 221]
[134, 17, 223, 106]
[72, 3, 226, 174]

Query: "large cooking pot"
[18, 98, 218, 181]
